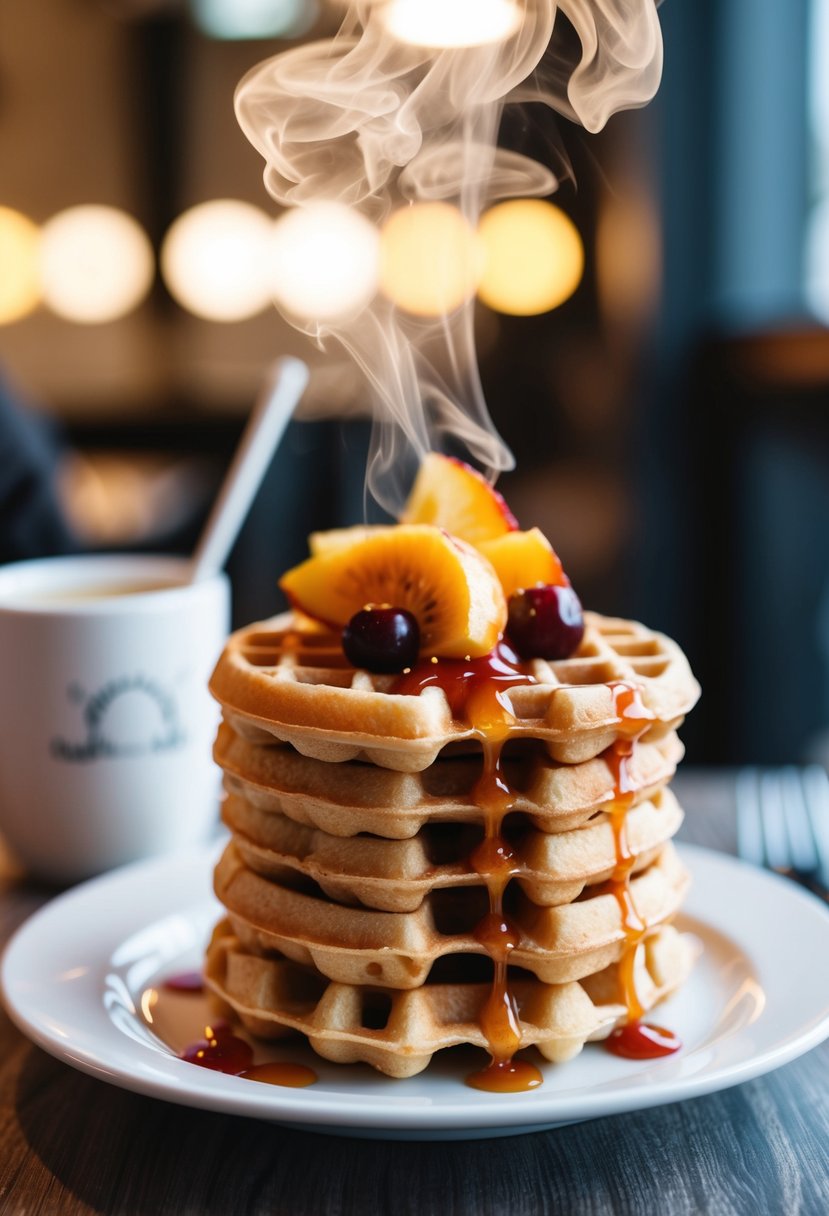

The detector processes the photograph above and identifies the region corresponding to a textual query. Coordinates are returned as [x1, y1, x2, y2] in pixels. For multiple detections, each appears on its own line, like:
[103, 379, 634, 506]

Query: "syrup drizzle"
[602, 684, 681, 1059]
[396, 646, 542, 1092]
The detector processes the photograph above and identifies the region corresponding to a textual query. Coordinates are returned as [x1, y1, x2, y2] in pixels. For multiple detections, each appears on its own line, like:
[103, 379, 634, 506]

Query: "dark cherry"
[506, 584, 585, 660]
[342, 606, 421, 673]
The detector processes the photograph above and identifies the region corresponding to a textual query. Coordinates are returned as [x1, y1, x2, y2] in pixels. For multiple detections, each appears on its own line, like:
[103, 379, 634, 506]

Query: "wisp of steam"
[236, 0, 663, 514]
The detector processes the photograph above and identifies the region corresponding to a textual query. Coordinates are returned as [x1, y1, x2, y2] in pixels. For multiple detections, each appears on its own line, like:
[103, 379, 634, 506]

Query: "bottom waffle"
[205, 920, 697, 1079]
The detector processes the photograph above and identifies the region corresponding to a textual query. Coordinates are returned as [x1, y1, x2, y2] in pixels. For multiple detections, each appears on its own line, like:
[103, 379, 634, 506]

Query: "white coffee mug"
[0, 554, 230, 883]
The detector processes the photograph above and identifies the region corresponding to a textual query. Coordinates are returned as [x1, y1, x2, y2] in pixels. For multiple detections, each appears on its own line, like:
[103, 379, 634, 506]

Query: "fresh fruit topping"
[342, 606, 420, 673]
[478, 527, 566, 599]
[309, 525, 385, 555]
[505, 584, 585, 660]
[401, 453, 518, 545]
[279, 524, 507, 658]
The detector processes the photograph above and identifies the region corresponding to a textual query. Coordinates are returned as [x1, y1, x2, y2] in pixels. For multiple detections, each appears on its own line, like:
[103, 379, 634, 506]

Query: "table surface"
[1, 770, 828, 1216]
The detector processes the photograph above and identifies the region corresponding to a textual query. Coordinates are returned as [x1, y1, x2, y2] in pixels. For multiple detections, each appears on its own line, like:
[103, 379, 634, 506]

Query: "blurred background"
[0, 0, 827, 767]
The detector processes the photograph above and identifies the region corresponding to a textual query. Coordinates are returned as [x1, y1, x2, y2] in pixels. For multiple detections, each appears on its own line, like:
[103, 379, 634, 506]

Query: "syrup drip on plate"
[162, 970, 205, 993]
[395, 645, 542, 1092]
[182, 1021, 253, 1074]
[141, 980, 319, 1087]
[602, 683, 681, 1060]
[242, 1062, 318, 1087]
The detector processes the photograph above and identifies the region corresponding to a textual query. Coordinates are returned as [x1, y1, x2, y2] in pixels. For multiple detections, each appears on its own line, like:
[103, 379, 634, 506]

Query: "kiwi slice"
[280, 525, 506, 658]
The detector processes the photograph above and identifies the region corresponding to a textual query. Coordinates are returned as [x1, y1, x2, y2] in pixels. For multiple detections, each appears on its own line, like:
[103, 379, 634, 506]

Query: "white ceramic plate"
[3, 843, 829, 1140]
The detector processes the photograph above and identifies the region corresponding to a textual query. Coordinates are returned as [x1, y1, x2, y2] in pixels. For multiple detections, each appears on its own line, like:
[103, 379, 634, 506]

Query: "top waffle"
[210, 611, 700, 771]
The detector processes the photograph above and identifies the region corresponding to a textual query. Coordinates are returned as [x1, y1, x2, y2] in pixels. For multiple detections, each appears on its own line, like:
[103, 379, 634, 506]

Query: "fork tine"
[802, 765, 829, 888]
[758, 771, 791, 872]
[780, 767, 820, 873]
[736, 768, 764, 866]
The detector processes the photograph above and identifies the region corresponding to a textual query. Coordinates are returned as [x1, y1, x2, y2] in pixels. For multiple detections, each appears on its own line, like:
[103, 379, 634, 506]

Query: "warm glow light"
[382, 0, 521, 48]
[0, 208, 40, 324]
[477, 200, 584, 315]
[39, 206, 154, 324]
[380, 203, 481, 317]
[161, 200, 273, 321]
[269, 202, 380, 323]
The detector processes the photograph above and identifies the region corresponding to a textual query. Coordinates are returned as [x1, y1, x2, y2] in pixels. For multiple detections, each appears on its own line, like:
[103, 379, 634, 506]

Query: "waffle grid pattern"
[209, 612, 700, 770]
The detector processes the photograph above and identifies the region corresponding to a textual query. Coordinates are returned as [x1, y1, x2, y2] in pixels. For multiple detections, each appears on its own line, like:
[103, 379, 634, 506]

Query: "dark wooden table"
[1, 771, 828, 1216]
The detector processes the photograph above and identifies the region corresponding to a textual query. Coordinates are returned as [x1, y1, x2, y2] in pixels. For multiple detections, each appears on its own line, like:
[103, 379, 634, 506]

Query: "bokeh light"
[269, 202, 380, 324]
[382, 0, 521, 48]
[477, 200, 584, 316]
[0, 208, 40, 325]
[39, 206, 154, 324]
[161, 200, 274, 322]
[190, 0, 317, 39]
[380, 203, 481, 317]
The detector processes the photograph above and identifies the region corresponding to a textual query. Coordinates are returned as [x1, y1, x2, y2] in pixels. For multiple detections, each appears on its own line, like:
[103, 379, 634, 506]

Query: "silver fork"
[736, 765, 829, 901]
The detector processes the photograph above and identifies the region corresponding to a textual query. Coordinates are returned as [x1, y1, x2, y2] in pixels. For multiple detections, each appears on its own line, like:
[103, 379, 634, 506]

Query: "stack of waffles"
[204, 608, 700, 1082]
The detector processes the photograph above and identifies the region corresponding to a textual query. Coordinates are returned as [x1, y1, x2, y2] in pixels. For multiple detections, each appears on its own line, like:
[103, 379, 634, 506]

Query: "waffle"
[209, 612, 700, 770]
[214, 840, 689, 989]
[214, 723, 684, 839]
[204, 919, 697, 1078]
[222, 786, 684, 913]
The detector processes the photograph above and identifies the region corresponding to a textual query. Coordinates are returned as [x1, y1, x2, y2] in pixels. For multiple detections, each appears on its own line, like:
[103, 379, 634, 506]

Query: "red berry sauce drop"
[162, 971, 205, 993]
[181, 1024, 253, 1075]
[606, 1021, 682, 1060]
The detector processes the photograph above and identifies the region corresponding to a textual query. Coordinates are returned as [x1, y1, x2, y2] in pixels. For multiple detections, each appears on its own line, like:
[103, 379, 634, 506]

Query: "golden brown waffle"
[204, 919, 696, 1078]
[222, 787, 684, 913]
[214, 723, 683, 838]
[209, 612, 700, 770]
[214, 841, 689, 989]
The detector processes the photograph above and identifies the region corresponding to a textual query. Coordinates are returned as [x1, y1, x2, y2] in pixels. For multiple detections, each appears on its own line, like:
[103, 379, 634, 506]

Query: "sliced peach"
[478, 527, 567, 600]
[401, 453, 518, 544]
[280, 524, 507, 658]
[309, 525, 386, 555]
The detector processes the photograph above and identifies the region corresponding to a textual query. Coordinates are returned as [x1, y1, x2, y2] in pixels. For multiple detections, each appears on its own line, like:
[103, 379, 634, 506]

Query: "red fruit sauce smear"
[606, 1021, 682, 1060]
[162, 971, 205, 993]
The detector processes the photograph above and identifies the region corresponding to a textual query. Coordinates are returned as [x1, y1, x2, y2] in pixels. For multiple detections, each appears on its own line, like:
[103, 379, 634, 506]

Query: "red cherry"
[506, 584, 585, 660]
[342, 606, 420, 673]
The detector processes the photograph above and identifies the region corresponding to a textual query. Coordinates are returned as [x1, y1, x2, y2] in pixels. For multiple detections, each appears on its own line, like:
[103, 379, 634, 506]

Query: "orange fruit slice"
[401, 454, 518, 545]
[309, 525, 384, 555]
[479, 528, 567, 600]
[280, 524, 507, 658]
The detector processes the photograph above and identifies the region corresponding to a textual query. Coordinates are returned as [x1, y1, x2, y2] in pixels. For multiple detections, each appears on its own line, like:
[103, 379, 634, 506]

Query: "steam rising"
[236, 0, 663, 513]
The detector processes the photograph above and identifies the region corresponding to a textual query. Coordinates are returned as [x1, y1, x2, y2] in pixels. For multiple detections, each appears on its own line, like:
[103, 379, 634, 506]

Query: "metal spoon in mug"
[189, 356, 310, 583]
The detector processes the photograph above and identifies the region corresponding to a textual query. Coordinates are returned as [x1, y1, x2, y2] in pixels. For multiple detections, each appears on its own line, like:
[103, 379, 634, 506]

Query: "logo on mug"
[52, 675, 187, 762]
